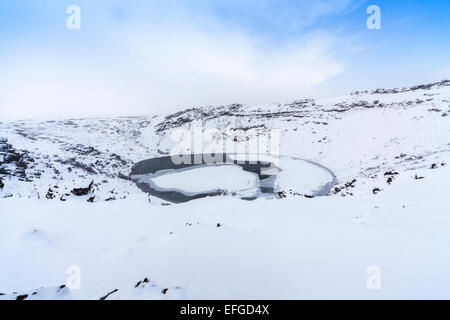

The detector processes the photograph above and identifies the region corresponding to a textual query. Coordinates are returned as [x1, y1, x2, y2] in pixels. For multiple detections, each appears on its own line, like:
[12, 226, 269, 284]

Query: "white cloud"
[0, 15, 344, 121]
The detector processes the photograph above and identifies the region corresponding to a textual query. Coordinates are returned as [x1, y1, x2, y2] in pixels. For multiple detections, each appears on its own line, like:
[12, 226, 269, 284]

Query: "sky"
[0, 0, 449, 120]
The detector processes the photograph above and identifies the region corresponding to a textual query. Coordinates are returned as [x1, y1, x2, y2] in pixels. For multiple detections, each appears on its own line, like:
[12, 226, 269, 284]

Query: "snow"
[275, 156, 335, 195]
[1, 80, 449, 299]
[150, 164, 259, 194]
[1, 163, 449, 299]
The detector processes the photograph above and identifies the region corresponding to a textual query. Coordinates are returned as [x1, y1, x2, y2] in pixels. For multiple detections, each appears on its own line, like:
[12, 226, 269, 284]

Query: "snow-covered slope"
[1, 80, 449, 299]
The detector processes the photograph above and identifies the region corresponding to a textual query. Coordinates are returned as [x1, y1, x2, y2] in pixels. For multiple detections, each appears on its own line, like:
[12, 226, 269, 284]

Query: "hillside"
[1, 80, 449, 299]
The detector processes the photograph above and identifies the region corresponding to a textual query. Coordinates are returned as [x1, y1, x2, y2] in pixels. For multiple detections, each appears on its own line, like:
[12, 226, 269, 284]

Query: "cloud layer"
[0, 26, 344, 121]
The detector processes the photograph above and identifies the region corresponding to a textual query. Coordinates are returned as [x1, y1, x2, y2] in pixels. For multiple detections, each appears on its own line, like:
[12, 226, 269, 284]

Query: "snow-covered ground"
[0, 80, 449, 299]
[150, 165, 258, 194]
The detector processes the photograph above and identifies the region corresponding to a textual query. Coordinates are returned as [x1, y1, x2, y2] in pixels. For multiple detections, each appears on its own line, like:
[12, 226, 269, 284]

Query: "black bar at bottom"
[1, 300, 448, 318]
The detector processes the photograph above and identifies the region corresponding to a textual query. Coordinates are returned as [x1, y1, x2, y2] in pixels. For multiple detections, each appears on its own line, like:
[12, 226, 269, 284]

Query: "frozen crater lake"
[130, 154, 337, 203]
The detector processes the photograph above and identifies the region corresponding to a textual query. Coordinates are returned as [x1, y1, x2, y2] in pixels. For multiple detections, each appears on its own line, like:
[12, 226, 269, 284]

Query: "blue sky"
[0, 0, 449, 120]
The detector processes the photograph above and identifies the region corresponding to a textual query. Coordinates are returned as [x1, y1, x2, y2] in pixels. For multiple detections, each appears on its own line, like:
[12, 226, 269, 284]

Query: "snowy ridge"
[1, 80, 448, 201]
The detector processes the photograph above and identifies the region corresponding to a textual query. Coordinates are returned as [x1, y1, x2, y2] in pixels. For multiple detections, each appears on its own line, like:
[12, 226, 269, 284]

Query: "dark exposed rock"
[372, 188, 381, 194]
[0, 139, 35, 181]
[16, 160, 28, 169]
[135, 277, 150, 288]
[5, 153, 21, 163]
[16, 294, 28, 300]
[0, 178, 3, 189]
[99, 289, 118, 300]
[369, 80, 450, 95]
[395, 153, 407, 159]
[71, 181, 94, 196]
[344, 179, 357, 188]
[161, 288, 168, 294]
[56, 158, 98, 175]
[46, 188, 56, 199]
[0, 167, 9, 175]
